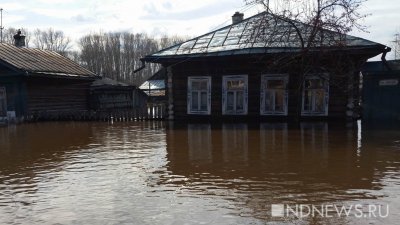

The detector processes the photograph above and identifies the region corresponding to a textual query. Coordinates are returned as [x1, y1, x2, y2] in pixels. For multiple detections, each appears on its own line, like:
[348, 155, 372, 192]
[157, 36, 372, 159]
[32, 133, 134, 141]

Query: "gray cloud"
[71, 14, 97, 23]
[162, 2, 173, 10]
[143, 3, 160, 16]
[141, 0, 241, 21]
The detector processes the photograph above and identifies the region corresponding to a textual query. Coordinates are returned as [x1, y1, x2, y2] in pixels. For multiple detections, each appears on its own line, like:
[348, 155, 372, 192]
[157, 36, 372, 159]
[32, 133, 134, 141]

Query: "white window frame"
[222, 75, 248, 115]
[301, 74, 329, 116]
[260, 74, 289, 116]
[187, 76, 211, 115]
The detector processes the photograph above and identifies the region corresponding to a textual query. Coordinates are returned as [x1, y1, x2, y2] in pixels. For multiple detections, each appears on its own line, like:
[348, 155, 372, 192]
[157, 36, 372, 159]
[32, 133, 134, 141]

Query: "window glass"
[305, 79, 324, 89]
[267, 80, 285, 89]
[223, 76, 247, 115]
[302, 76, 328, 115]
[303, 90, 312, 111]
[188, 77, 211, 114]
[200, 92, 208, 111]
[191, 81, 200, 90]
[227, 80, 245, 90]
[274, 91, 285, 112]
[237, 92, 244, 111]
[191, 92, 199, 110]
[200, 81, 208, 90]
[227, 91, 234, 111]
[314, 90, 325, 112]
[265, 91, 273, 111]
[261, 76, 287, 115]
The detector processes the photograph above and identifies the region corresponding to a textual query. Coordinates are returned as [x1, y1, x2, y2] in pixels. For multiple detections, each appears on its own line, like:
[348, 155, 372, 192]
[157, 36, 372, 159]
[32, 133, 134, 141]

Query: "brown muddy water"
[0, 121, 399, 225]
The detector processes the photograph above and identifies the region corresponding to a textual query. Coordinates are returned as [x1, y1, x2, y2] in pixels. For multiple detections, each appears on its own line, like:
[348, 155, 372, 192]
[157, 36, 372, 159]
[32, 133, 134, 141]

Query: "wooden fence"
[24, 103, 166, 122]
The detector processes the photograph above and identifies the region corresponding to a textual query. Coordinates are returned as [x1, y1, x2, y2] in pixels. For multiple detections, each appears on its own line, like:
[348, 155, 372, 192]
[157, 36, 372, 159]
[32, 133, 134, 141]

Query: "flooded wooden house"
[142, 12, 388, 120]
[362, 60, 400, 121]
[90, 77, 147, 111]
[0, 33, 98, 122]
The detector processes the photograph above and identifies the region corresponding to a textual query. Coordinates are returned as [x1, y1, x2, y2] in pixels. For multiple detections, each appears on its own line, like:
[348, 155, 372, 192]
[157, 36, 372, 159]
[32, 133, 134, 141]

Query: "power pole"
[395, 33, 399, 60]
[0, 8, 3, 43]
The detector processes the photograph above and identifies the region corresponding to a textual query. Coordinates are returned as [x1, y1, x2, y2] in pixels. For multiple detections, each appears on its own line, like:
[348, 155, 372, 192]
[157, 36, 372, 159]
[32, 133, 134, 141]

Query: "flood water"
[0, 121, 399, 224]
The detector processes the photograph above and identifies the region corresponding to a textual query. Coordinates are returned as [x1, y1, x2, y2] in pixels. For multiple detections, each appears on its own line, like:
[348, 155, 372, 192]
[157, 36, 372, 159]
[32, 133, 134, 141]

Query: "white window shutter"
[187, 78, 192, 115]
[207, 77, 211, 115]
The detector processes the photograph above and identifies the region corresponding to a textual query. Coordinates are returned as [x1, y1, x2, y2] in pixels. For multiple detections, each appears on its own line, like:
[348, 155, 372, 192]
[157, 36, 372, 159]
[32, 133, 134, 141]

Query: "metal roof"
[0, 43, 97, 78]
[139, 80, 165, 90]
[144, 11, 386, 62]
[362, 60, 400, 72]
[92, 77, 131, 87]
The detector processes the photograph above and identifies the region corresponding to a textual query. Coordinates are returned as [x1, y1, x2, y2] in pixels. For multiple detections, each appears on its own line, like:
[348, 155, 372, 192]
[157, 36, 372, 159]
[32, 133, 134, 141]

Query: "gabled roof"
[144, 11, 386, 62]
[0, 43, 97, 78]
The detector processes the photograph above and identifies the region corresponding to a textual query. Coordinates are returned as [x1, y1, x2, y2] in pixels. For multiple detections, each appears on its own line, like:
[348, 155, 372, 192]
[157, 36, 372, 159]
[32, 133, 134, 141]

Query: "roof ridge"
[150, 11, 269, 56]
[144, 11, 386, 62]
[0, 43, 97, 77]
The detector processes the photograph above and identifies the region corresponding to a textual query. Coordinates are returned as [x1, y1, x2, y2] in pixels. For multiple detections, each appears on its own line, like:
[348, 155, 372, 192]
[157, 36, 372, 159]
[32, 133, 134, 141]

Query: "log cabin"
[0, 32, 98, 122]
[142, 11, 388, 121]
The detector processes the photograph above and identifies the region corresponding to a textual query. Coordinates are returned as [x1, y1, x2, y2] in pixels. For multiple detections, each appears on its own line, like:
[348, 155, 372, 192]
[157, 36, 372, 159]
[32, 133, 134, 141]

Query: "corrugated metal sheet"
[144, 11, 386, 61]
[0, 43, 96, 77]
[139, 80, 165, 90]
[92, 77, 130, 87]
[362, 60, 400, 72]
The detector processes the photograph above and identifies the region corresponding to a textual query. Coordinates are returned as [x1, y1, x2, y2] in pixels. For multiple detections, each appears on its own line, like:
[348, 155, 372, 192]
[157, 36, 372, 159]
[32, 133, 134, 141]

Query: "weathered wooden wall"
[26, 77, 92, 113]
[90, 87, 134, 110]
[166, 54, 364, 120]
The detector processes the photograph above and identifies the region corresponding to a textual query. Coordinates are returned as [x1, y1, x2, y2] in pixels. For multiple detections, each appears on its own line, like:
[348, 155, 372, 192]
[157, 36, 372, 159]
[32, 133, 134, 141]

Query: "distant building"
[143, 11, 387, 120]
[90, 77, 147, 111]
[139, 68, 166, 104]
[0, 33, 98, 122]
[362, 60, 400, 121]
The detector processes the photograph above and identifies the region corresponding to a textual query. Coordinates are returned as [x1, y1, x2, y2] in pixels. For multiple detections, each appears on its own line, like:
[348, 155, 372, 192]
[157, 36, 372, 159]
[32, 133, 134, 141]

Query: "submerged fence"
[24, 103, 166, 122]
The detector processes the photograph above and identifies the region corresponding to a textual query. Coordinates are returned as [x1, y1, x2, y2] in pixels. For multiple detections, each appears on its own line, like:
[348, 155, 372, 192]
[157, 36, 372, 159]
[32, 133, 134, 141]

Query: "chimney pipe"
[13, 29, 26, 47]
[232, 12, 244, 24]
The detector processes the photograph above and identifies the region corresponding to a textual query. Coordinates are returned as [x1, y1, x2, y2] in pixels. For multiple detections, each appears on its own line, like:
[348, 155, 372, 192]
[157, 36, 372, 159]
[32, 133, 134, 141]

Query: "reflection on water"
[0, 121, 399, 224]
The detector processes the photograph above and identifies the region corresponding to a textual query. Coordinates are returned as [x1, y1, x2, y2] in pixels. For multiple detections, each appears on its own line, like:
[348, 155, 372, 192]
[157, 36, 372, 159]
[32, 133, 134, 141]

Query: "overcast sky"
[1, 0, 400, 59]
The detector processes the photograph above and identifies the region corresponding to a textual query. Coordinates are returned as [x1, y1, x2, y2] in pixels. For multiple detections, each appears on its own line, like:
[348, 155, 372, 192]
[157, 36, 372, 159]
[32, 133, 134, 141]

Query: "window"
[302, 75, 329, 116]
[260, 75, 288, 115]
[222, 75, 248, 115]
[187, 77, 211, 115]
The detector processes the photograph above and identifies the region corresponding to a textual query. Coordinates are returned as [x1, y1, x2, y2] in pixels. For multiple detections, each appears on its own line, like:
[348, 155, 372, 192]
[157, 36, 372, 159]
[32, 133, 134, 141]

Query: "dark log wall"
[167, 55, 364, 120]
[0, 67, 27, 117]
[26, 77, 92, 113]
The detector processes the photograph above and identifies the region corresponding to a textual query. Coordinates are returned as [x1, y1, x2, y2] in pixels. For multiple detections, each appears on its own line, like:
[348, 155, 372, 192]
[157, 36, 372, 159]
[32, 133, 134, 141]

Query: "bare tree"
[32, 28, 71, 55]
[79, 32, 155, 85]
[78, 32, 187, 85]
[159, 34, 188, 49]
[244, 0, 370, 118]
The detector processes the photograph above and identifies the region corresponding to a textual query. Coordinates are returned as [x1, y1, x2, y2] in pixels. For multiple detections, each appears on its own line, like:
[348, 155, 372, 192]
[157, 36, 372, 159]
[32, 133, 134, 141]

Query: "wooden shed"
[139, 68, 166, 104]
[143, 11, 387, 121]
[362, 60, 400, 121]
[90, 77, 147, 111]
[0, 43, 98, 122]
